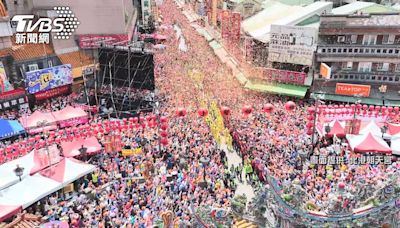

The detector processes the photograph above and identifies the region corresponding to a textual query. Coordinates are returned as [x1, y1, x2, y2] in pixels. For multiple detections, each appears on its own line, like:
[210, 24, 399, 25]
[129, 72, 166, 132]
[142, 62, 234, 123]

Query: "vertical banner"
[212, 0, 217, 26]
[344, 120, 352, 134]
[221, 10, 231, 40]
[0, 61, 13, 93]
[231, 12, 241, 44]
[104, 135, 113, 153]
[244, 37, 253, 62]
[351, 119, 362, 135]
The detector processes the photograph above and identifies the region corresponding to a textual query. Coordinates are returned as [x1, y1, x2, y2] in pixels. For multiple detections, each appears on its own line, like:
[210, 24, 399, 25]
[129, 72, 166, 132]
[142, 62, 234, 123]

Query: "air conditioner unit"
[337, 36, 346, 43]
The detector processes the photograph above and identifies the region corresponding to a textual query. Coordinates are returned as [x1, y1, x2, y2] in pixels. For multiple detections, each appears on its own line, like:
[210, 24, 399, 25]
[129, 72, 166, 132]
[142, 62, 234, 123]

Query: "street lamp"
[198, 156, 210, 188]
[14, 165, 24, 181]
[79, 145, 88, 161]
[381, 125, 388, 139]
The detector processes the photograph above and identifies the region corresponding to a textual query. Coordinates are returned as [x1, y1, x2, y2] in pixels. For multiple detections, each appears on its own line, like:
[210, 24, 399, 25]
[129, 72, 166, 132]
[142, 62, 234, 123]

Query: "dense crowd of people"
[0, 0, 399, 227]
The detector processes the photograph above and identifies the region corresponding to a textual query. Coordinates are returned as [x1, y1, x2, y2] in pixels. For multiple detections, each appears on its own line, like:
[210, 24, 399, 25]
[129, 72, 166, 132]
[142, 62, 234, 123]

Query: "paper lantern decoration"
[362, 105, 368, 111]
[220, 106, 231, 116]
[339, 182, 345, 189]
[146, 116, 152, 122]
[284, 101, 296, 111]
[374, 106, 381, 112]
[350, 104, 356, 109]
[263, 103, 274, 113]
[307, 115, 314, 121]
[306, 130, 313, 135]
[394, 107, 399, 113]
[306, 122, 314, 128]
[139, 116, 145, 122]
[176, 108, 187, 117]
[198, 108, 208, 117]
[369, 105, 374, 111]
[334, 105, 339, 109]
[160, 131, 168, 137]
[339, 105, 344, 108]
[242, 105, 253, 115]
[160, 116, 168, 123]
[307, 107, 315, 114]
[387, 106, 393, 112]
[161, 123, 168, 130]
[149, 121, 157, 128]
[160, 138, 168, 146]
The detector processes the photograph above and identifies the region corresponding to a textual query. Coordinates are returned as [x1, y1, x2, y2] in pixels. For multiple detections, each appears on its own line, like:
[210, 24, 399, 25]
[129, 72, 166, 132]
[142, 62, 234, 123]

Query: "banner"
[268, 25, 317, 66]
[79, 35, 129, 49]
[211, 0, 217, 26]
[112, 135, 122, 152]
[26, 64, 72, 94]
[221, 10, 230, 40]
[59, 117, 89, 128]
[0, 96, 26, 110]
[104, 135, 113, 153]
[263, 68, 306, 85]
[122, 148, 143, 156]
[34, 84, 71, 101]
[351, 119, 362, 134]
[335, 83, 371, 97]
[320, 63, 331, 79]
[231, 12, 241, 43]
[0, 88, 25, 101]
[244, 37, 253, 62]
[0, 61, 13, 93]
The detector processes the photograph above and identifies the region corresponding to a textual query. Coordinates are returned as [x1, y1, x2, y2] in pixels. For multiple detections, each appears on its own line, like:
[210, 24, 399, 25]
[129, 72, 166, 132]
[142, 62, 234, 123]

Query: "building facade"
[313, 13, 400, 104]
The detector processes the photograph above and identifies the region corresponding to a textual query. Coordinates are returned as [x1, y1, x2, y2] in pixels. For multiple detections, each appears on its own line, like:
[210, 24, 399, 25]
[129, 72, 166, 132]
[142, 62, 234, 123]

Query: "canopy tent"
[0, 145, 61, 190]
[324, 120, 346, 137]
[61, 137, 102, 158]
[386, 123, 400, 137]
[53, 106, 88, 122]
[391, 137, 400, 155]
[19, 111, 57, 133]
[346, 133, 391, 154]
[40, 158, 95, 187]
[0, 205, 22, 222]
[0, 174, 60, 219]
[359, 120, 383, 136]
[0, 119, 25, 139]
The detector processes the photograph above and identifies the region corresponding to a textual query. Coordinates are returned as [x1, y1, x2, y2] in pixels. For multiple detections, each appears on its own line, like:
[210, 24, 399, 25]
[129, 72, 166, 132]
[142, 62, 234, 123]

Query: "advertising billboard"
[320, 63, 331, 79]
[263, 68, 306, 85]
[335, 83, 371, 97]
[0, 61, 14, 93]
[268, 25, 317, 66]
[25, 64, 72, 94]
[79, 35, 129, 49]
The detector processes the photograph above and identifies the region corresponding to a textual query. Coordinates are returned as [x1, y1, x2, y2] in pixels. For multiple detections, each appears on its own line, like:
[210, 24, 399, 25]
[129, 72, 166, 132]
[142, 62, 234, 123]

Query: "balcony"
[317, 44, 400, 57]
[325, 70, 400, 83]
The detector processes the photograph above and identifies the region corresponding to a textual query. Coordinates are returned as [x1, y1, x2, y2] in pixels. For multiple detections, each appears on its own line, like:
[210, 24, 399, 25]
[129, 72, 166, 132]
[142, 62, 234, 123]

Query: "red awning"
[0, 205, 21, 222]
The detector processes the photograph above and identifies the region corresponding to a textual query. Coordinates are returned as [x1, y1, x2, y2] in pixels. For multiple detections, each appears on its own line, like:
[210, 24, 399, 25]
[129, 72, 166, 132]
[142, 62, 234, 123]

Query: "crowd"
[0, 0, 399, 226]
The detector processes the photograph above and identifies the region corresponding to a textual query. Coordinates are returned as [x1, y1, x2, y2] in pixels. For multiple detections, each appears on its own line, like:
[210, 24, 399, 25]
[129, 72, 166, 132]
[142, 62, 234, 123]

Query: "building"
[312, 13, 400, 106]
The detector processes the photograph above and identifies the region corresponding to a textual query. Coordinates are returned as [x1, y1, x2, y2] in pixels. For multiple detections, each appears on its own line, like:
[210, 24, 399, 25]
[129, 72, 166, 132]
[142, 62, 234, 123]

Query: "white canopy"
[39, 158, 96, 187]
[391, 137, 400, 155]
[359, 120, 383, 136]
[0, 174, 60, 208]
[0, 151, 35, 190]
[346, 133, 391, 154]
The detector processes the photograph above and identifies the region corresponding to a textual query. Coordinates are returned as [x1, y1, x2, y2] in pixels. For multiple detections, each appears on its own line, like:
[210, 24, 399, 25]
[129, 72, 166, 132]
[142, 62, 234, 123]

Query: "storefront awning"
[245, 82, 308, 98]
[311, 93, 383, 105]
[384, 100, 400, 107]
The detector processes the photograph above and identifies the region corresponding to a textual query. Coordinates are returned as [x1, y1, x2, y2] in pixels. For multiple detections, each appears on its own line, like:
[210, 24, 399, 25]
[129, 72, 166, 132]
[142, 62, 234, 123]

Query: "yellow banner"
[121, 148, 143, 156]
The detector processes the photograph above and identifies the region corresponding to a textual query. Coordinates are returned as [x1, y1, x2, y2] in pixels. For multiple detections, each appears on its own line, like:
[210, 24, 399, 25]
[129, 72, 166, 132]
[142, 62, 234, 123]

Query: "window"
[337, 36, 346, 43]
[343, 62, 353, 70]
[363, 35, 376, 45]
[28, 64, 39, 72]
[48, 60, 53, 68]
[377, 63, 389, 71]
[382, 34, 395, 44]
[351, 35, 358, 44]
[338, 49, 342, 53]
[395, 64, 400, 72]
[358, 62, 372, 72]
[389, 49, 393, 54]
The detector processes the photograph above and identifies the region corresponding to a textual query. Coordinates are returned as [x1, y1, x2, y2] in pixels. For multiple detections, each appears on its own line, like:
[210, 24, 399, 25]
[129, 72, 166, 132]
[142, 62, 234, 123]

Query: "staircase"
[233, 218, 258, 228]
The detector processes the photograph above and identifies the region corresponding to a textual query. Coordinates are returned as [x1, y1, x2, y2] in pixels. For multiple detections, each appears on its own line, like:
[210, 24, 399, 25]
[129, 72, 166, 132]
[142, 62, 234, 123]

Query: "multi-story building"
[313, 13, 400, 106]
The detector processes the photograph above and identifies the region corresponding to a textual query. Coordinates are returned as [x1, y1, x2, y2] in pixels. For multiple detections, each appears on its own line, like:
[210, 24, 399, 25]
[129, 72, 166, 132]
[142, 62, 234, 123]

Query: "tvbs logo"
[10, 7, 79, 44]
[11, 15, 65, 33]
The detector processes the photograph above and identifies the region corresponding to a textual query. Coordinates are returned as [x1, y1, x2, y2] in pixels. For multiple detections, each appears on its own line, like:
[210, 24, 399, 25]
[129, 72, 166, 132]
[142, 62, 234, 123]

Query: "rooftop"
[58, 51, 93, 69]
[0, 35, 55, 61]
[332, 2, 399, 15]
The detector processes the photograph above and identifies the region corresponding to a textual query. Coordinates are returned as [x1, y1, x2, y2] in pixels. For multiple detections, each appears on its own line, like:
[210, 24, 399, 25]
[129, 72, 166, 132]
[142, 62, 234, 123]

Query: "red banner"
[263, 68, 306, 85]
[221, 10, 231, 40]
[231, 12, 241, 43]
[104, 135, 113, 153]
[34, 85, 71, 101]
[0, 88, 25, 101]
[79, 35, 129, 49]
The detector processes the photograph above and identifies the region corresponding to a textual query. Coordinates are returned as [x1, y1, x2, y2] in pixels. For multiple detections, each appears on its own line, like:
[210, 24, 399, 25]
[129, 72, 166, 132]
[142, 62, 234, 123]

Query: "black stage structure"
[97, 43, 155, 118]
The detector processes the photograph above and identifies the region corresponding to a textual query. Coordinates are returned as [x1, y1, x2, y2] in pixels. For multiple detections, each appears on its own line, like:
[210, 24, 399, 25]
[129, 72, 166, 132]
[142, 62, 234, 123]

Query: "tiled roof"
[0, 1, 7, 17]
[9, 35, 54, 61]
[0, 48, 11, 57]
[58, 51, 93, 68]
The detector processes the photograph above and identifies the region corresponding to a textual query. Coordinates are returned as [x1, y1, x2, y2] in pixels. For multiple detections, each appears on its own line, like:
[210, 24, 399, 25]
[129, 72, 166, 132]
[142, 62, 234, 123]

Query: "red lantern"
[306, 130, 313, 135]
[149, 121, 157, 128]
[362, 105, 368, 111]
[339, 105, 344, 108]
[307, 107, 315, 114]
[139, 116, 145, 122]
[160, 131, 168, 137]
[306, 122, 314, 128]
[388, 106, 393, 112]
[146, 116, 152, 122]
[242, 105, 252, 115]
[176, 108, 187, 117]
[198, 108, 208, 117]
[141, 123, 147, 129]
[374, 106, 381, 112]
[350, 104, 356, 109]
[339, 182, 345, 189]
[394, 107, 399, 113]
[284, 101, 296, 111]
[263, 104, 274, 113]
[381, 106, 387, 114]
[307, 115, 314, 121]
[345, 104, 350, 108]
[160, 138, 168, 146]
[135, 123, 141, 129]
[161, 123, 168, 130]
[35, 135, 41, 141]
[160, 116, 168, 123]
[220, 106, 231, 116]
[369, 105, 374, 111]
